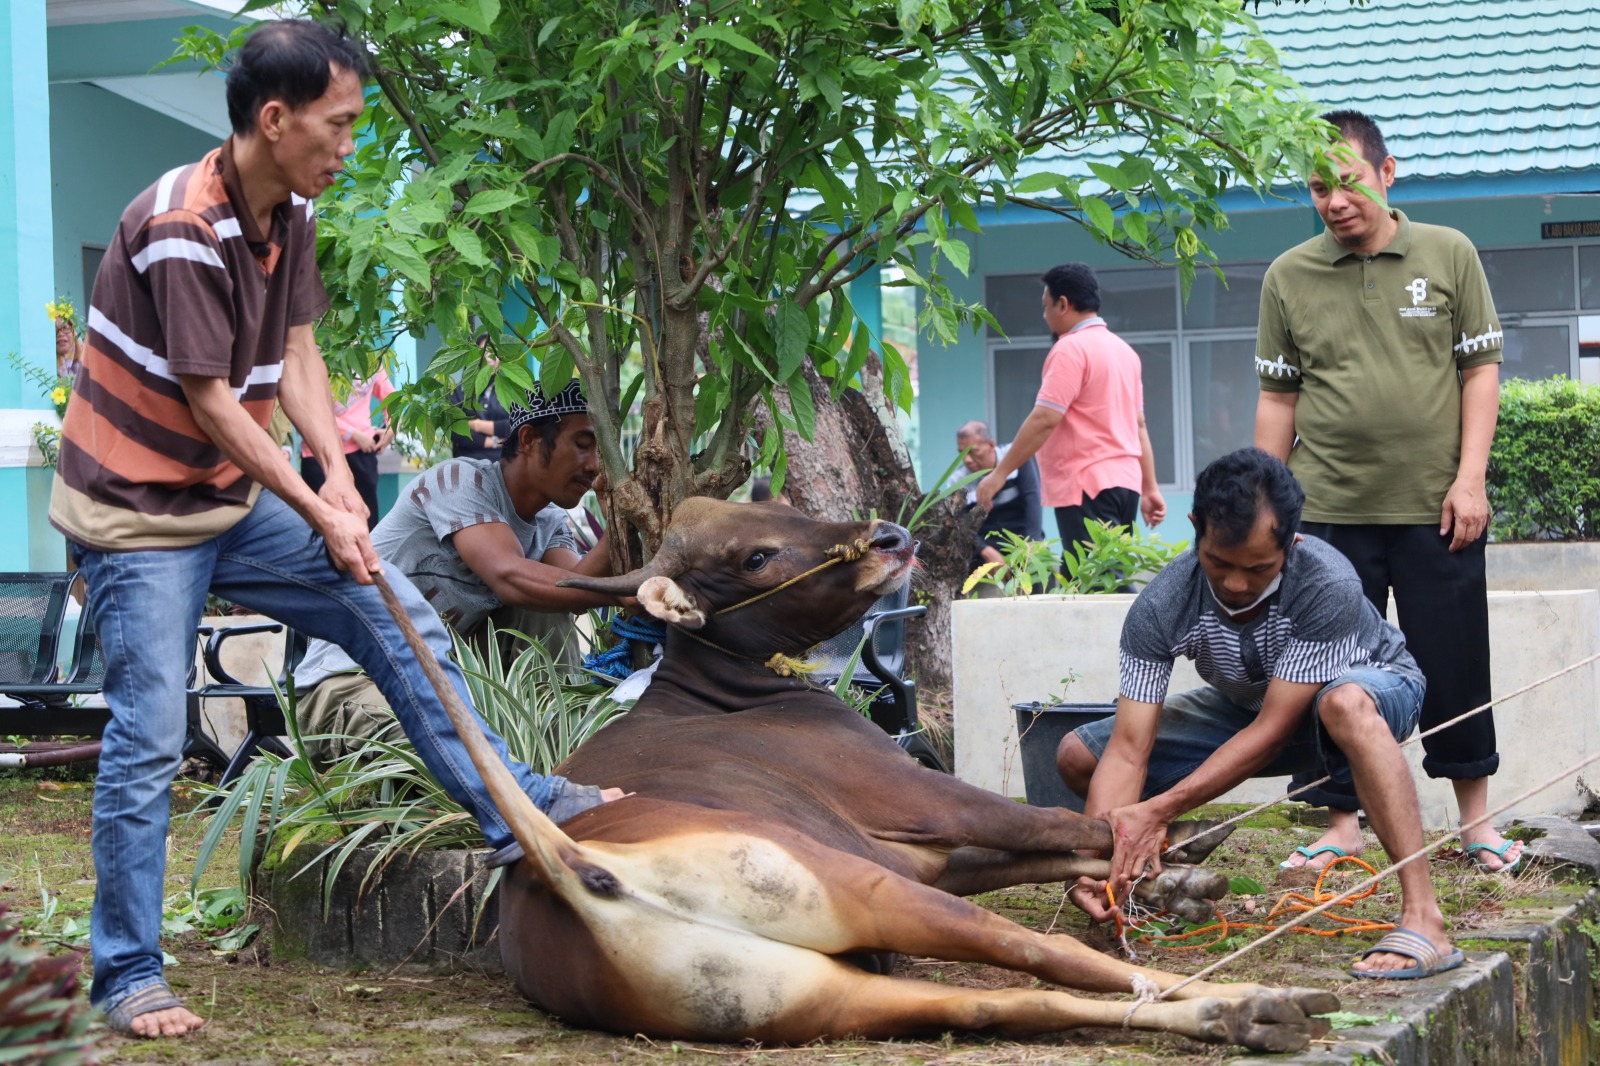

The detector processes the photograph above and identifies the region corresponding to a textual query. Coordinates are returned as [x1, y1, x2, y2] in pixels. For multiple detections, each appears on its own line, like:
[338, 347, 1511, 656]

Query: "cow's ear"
[637, 576, 706, 629]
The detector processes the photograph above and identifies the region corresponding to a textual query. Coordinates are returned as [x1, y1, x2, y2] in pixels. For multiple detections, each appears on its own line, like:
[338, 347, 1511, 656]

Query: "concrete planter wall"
[952, 588, 1600, 828]
[1488, 540, 1600, 593]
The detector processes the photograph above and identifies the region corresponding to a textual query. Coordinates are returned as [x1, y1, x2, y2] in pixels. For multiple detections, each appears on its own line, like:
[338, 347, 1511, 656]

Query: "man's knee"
[1057, 733, 1099, 794]
[1316, 683, 1385, 741]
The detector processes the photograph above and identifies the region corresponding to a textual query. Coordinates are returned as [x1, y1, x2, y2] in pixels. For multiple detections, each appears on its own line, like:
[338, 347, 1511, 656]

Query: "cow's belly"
[497, 824, 877, 1040]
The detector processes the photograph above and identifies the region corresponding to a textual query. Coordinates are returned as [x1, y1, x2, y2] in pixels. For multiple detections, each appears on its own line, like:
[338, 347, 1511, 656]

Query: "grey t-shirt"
[295, 458, 576, 688]
[1119, 534, 1419, 712]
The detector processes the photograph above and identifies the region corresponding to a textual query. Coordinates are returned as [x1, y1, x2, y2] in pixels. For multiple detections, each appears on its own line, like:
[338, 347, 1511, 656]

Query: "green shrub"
[963, 521, 1188, 597]
[1487, 377, 1600, 541]
[0, 904, 96, 1065]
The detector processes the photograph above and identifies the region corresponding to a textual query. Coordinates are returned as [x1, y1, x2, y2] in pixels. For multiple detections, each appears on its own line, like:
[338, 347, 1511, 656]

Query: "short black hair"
[1321, 109, 1389, 172]
[502, 418, 564, 463]
[226, 19, 369, 135]
[750, 477, 775, 502]
[1191, 448, 1303, 551]
[1041, 262, 1101, 312]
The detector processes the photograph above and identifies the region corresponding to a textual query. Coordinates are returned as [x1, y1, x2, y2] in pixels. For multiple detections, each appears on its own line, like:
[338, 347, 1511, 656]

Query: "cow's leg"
[934, 849, 1227, 925]
[788, 970, 1329, 1052]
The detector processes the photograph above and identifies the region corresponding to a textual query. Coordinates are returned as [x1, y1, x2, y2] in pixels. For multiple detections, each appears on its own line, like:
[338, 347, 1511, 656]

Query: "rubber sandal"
[1350, 927, 1464, 980]
[1278, 844, 1349, 870]
[1464, 839, 1523, 874]
[100, 981, 192, 1037]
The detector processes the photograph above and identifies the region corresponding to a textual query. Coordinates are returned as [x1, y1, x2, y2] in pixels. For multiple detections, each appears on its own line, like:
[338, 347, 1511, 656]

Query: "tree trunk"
[771, 359, 983, 693]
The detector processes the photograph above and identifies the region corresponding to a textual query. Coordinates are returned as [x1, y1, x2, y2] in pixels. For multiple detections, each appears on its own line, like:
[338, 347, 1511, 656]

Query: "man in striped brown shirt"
[51, 20, 616, 1038]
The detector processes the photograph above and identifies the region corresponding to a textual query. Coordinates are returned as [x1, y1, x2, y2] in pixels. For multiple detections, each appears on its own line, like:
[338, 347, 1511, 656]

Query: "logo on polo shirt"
[1398, 276, 1437, 318]
[1255, 354, 1300, 379]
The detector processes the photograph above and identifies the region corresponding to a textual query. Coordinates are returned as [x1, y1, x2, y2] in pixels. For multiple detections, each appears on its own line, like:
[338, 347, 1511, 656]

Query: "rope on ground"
[1163, 651, 1600, 861]
[1114, 856, 1394, 957]
[1156, 742, 1600, 1000]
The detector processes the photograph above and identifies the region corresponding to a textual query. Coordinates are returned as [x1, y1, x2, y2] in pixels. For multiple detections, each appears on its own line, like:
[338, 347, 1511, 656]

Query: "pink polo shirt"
[1034, 317, 1144, 508]
[300, 370, 395, 458]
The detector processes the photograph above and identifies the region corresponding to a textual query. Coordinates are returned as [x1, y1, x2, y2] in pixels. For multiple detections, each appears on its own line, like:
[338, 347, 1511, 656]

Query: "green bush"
[1487, 377, 1600, 541]
[963, 521, 1188, 597]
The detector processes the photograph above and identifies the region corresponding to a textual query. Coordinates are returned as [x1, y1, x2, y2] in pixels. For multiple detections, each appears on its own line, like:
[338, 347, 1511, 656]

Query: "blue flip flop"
[1279, 844, 1349, 870]
[1464, 840, 1523, 874]
[1351, 927, 1464, 980]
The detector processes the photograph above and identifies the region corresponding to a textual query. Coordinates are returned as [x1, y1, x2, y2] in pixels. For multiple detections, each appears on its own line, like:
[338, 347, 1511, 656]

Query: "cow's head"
[561, 499, 915, 658]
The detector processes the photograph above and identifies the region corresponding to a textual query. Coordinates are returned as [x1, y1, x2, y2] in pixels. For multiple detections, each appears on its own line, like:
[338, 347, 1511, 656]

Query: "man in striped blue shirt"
[1058, 448, 1457, 980]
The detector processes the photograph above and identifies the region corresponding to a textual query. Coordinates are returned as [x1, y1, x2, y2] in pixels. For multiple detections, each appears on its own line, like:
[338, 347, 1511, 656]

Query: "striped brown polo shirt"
[51, 138, 330, 551]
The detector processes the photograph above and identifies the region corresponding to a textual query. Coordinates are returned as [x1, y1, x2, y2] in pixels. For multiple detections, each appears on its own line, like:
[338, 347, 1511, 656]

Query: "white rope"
[1157, 742, 1600, 999]
[1123, 972, 1162, 1027]
[1163, 652, 1600, 861]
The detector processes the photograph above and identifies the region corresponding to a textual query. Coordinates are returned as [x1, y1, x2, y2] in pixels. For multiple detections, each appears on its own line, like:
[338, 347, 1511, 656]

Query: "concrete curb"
[1232, 888, 1598, 1065]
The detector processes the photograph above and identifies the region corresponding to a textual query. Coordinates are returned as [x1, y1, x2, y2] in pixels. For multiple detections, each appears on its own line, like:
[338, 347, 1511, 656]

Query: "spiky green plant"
[187, 623, 628, 908]
[0, 904, 97, 1066]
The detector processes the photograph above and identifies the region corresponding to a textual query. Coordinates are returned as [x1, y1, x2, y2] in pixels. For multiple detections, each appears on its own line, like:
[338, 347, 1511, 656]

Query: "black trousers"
[302, 450, 381, 531]
[1301, 522, 1496, 804]
[1054, 486, 1140, 553]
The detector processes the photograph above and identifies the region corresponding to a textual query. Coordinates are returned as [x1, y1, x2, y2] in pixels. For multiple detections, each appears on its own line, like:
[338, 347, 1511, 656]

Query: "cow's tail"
[373, 574, 600, 899]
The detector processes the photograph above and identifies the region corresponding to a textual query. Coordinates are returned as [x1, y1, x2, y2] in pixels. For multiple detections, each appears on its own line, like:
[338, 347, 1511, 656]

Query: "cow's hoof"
[1135, 865, 1228, 924]
[1196, 993, 1331, 1053]
[1164, 819, 1234, 864]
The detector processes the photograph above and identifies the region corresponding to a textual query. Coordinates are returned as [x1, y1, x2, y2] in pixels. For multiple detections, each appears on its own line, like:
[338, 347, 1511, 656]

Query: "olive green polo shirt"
[1256, 210, 1502, 524]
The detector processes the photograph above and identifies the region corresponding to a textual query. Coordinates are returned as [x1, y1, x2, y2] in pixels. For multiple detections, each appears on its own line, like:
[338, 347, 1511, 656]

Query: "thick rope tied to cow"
[1153, 742, 1600, 1001]
[1162, 650, 1600, 863]
[582, 613, 668, 680]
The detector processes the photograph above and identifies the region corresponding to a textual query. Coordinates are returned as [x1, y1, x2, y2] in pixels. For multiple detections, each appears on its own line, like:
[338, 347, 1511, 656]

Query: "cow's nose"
[870, 522, 912, 555]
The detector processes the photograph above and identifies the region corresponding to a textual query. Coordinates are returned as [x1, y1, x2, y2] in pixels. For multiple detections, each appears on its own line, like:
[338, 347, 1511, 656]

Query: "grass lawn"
[0, 770, 1575, 1065]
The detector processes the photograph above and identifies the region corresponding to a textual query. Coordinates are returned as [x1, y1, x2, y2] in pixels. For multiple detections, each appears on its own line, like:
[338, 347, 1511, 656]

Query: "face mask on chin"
[1208, 571, 1283, 619]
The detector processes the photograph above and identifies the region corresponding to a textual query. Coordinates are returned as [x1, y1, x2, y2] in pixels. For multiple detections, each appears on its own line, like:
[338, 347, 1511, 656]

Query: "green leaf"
[786, 367, 816, 441]
[379, 235, 433, 287]
[537, 15, 562, 47]
[1082, 197, 1115, 239]
[1122, 210, 1150, 247]
[1227, 875, 1264, 896]
[448, 225, 490, 267]
[774, 299, 811, 382]
[543, 111, 578, 158]
[939, 238, 971, 277]
[1087, 162, 1130, 191]
[463, 188, 523, 216]
[1015, 172, 1068, 195]
[693, 23, 771, 62]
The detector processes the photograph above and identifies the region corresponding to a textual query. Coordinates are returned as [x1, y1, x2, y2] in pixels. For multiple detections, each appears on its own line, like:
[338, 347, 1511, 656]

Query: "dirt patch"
[0, 776, 1581, 1065]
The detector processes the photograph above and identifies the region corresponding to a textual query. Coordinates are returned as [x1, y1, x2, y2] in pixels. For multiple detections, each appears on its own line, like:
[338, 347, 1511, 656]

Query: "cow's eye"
[744, 551, 770, 572]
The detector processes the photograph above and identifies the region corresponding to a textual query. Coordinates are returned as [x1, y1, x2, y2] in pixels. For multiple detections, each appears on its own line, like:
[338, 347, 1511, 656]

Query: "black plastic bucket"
[1012, 702, 1117, 811]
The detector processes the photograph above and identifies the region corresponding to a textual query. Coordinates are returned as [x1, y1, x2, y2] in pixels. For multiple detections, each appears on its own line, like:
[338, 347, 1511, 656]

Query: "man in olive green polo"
[1253, 111, 1521, 923]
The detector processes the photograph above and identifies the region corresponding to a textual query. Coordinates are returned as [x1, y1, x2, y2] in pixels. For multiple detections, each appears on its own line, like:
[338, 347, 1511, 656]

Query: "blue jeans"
[78, 490, 580, 1011]
[1072, 666, 1425, 805]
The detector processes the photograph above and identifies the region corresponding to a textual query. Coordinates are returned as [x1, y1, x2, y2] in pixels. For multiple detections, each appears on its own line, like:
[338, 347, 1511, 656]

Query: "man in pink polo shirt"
[977, 263, 1164, 551]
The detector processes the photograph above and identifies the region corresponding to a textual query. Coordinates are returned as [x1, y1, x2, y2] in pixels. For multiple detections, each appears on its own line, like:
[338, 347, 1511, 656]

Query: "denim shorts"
[1071, 666, 1424, 800]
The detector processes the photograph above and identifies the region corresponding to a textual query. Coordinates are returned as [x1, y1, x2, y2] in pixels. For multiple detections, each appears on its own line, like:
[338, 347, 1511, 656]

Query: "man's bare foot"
[129, 1005, 205, 1038]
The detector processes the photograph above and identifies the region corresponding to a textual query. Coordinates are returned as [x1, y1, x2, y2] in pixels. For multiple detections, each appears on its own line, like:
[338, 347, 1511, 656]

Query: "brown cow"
[419, 499, 1337, 1051]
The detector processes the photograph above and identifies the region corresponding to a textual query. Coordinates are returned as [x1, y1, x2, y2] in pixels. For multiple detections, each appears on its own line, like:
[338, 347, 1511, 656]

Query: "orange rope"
[1112, 856, 1395, 953]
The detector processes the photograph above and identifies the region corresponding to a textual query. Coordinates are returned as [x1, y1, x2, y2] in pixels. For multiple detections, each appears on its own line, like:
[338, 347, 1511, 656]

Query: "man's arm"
[1101, 677, 1321, 896]
[1068, 695, 1159, 920]
[1254, 390, 1299, 462]
[1441, 362, 1500, 551]
[1136, 411, 1165, 527]
[452, 524, 622, 612]
[976, 405, 1062, 510]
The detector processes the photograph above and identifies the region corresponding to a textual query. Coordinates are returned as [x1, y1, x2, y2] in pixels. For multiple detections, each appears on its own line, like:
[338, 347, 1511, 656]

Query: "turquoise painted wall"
[48, 81, 220, 313]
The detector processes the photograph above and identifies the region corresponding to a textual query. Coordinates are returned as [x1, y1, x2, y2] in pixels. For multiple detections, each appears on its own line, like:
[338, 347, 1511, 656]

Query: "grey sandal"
[101, 981, 191, 1037]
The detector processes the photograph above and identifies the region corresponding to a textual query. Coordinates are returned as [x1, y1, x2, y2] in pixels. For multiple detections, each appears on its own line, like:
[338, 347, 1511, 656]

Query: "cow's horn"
[558, 544, 685, 596]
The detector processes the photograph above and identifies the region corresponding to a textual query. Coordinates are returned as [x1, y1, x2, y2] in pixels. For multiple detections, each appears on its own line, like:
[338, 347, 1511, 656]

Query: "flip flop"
[1278, 844, 1349, 870]
[1464, 839, 1523, 874]
[1350, 927, 1465, 981]
[100, 981, 194, 1037]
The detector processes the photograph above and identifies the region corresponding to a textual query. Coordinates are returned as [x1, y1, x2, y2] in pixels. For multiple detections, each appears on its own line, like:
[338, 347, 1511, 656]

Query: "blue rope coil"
[583, 612, 668, 680]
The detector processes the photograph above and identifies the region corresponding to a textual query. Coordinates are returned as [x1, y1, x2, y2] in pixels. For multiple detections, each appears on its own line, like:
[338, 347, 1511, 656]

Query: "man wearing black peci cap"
[294, 380, 627, 758]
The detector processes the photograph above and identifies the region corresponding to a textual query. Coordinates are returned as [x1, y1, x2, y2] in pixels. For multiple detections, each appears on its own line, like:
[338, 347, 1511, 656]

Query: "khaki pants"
[293, 608, 582, 763]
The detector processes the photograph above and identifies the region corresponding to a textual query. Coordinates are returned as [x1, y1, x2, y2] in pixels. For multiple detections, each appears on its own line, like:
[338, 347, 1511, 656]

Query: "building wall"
[48, 80, 220, 311]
